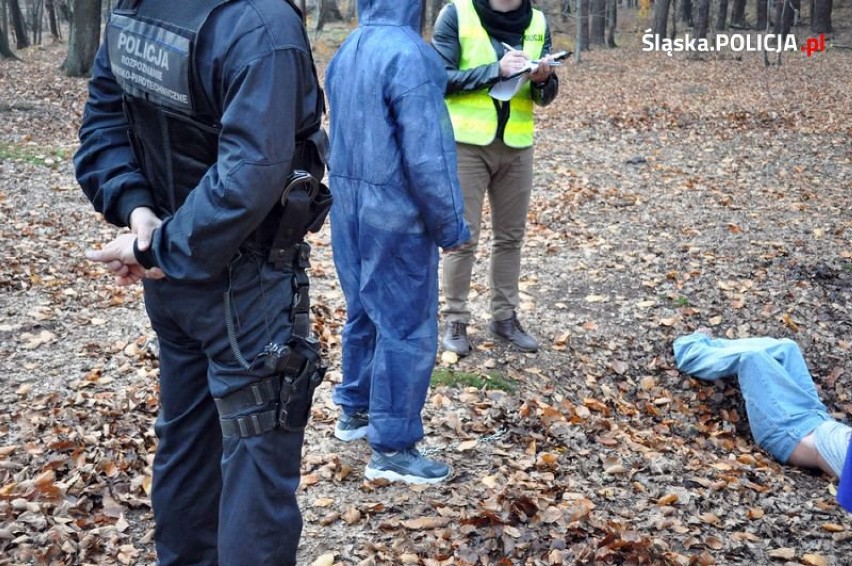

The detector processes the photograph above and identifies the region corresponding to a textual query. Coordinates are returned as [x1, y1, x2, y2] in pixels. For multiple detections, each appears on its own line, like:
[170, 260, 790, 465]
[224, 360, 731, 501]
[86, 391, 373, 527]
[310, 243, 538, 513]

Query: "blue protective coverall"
[840, 443, 852, 511]
[325, 0, 471, 452]
[74, 0, 323, 563]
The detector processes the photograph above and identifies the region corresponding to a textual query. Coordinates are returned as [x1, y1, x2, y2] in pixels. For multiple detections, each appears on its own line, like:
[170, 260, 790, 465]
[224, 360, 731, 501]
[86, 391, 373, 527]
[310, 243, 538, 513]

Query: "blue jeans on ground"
[143, 251, 304, 565]
[673, 333, 831, 464]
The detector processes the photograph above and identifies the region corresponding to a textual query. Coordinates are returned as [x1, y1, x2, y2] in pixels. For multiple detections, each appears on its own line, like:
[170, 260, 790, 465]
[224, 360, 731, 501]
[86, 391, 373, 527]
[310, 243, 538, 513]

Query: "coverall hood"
[358, 0, 421, 29]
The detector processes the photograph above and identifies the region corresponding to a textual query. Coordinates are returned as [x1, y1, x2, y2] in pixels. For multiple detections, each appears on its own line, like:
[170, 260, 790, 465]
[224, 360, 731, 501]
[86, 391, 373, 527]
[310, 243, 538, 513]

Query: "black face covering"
[472, 0, 533, 46]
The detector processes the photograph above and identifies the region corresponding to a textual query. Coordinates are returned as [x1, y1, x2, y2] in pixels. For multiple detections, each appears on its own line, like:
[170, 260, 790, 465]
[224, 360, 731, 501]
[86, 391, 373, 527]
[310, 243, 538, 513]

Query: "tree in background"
[774, 0, 800, 38]
[30, 0, 46, 46]
[1, 23, 19, 59]
[730, 0, 748, 27]
[716, 0, 728, 30]
[679, 0, 694, 27]
[590, 0, 606, 44]
[605, 0, 616, 47]
[696, 0, 710, 38]
[653, 0, 671, 38]
[812, 0, 833, 33]
[765, 0, 800, 64]
[757, 0, 769, 29]
[9, 0, 30, 49]
[46, 0, 61, 40]
[314, 0, 343, 34]
[61, 0, 101, 77]
[431, 0, 443, 23]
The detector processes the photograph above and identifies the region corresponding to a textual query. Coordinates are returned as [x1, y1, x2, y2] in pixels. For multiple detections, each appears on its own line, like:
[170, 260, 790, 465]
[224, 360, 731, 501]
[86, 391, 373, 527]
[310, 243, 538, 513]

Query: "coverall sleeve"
[136, 48, 319, 280]
[390, 63, 470, 250]
[432, 4, 501, 95]
[75, 42, 156, 228]
[531, 22, 559, 107]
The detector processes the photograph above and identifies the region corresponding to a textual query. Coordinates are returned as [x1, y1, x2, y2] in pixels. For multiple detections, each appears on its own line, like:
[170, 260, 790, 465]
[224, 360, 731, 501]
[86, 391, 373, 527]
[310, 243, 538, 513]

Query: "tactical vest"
[107, 0, 233, 216]
[108, 0, 324, 219]
[444, 0, 545, 149]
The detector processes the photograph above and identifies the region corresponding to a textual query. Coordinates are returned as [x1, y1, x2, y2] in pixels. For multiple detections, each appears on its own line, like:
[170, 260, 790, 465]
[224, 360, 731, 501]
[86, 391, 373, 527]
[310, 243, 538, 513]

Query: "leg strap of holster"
[219, 408, 279, 438]
[216, 377, 280, 437]
[216, 340, 325, 438]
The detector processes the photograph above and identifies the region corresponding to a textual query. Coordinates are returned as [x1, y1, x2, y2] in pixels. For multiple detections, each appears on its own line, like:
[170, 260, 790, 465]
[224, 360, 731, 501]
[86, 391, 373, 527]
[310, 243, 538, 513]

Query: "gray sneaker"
[334, 411, 369, 442]
[365, 448, 451, 485]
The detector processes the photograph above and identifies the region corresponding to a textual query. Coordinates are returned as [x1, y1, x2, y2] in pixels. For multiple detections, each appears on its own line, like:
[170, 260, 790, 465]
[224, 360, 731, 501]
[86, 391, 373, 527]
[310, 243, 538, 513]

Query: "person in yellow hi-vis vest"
[433, 0, 559, 355]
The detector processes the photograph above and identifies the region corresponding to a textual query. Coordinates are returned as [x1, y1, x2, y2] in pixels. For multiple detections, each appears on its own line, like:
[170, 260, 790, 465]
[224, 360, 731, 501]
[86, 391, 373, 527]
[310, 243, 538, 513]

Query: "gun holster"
[215, 336, 326, 437]
[267, 129, 333, 268]
[272, 336, 327, 432]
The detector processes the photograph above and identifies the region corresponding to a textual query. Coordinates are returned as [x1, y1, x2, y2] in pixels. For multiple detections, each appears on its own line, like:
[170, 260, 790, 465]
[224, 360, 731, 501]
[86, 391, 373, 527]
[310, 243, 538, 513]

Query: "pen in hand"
[501, 42, 564, 69]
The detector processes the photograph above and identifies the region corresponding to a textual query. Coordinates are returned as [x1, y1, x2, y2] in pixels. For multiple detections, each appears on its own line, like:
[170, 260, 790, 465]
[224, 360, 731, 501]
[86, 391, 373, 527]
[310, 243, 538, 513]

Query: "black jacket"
[431, 3, 559, 141]
[75, 0, 323, 281]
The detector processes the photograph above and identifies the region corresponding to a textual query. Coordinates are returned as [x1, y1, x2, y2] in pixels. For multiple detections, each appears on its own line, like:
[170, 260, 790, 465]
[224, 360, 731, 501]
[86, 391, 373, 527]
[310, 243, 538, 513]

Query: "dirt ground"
[1, 15, 851, 566]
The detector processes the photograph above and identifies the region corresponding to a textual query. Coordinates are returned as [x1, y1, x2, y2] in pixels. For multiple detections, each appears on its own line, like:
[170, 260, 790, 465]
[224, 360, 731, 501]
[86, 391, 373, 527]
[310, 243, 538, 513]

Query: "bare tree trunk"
[756, 0, 768, 29]
[347, 0, 358, 22]
[605, 0, 616, 47]
[315, 0, 342, 33]
[670, 0, 677, 37]
[57, 0, 70, 22]
[431, 0, 442, 16]
[774, 0, 798, 37]
[590, 0, 605, 44]
[31, 0, 45, 45]
[575, 0, 582, 61]
[811, 0, 832, 33]
[46, 0, 59, 39]
[696, 0, 710, 38]
[716, 0, 728, 30]
[8, 0, 29, 49]
[653, 0, 671, 37]
[579, 0, 589, 50]
[62, 0, 101, 76]
[679, 0, 693, 26]
[731, 0, 747, 26]
[0, 21, 18, 58]
[770, 0, 798, 64]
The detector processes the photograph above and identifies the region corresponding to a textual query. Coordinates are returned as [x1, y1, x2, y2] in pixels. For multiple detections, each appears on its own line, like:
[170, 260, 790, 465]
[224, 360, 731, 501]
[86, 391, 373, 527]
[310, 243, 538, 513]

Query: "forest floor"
[1, 14, 851, 566]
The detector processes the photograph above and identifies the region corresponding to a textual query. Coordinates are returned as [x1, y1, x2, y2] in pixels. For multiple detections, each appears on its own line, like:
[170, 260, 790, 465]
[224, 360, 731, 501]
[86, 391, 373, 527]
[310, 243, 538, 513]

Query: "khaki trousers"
[442, 139, 534, 323]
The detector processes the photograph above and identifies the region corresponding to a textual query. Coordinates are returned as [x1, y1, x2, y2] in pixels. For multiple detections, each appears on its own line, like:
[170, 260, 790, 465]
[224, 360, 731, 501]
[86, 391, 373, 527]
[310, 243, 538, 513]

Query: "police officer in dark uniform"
[75, 0, 329, 563]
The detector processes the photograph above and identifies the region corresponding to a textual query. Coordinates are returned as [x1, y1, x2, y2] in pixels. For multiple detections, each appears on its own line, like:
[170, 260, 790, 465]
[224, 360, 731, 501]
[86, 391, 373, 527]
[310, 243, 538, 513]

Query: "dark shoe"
[365, 447, 451, 485]
[334, 411, 369, 442]
[442, 321, 472, 356]
[489, 313, 539, 353]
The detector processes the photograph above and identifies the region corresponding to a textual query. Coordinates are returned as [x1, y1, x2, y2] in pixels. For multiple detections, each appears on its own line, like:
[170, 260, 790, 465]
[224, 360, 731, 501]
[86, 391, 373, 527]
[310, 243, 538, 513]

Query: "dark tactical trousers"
[142, 251, 304, 565]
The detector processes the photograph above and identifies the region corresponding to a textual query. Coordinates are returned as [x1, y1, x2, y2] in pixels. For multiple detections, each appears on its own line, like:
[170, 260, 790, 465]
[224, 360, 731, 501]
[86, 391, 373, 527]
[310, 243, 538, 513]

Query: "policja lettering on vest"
[117, 31, 170, 70]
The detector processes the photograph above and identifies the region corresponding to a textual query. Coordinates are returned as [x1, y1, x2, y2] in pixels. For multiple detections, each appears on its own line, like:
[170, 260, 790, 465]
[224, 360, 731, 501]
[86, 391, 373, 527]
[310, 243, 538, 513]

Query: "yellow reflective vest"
[445, 0, 546, 148]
